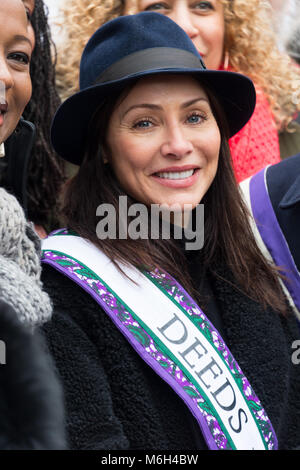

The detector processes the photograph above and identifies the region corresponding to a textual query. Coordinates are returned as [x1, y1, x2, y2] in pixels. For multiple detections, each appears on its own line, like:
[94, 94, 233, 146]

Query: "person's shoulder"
[266, 153, 300, 208]
[41, 262, 78, 297]
[239, 153, 300, 209]
[267, 152, 300, 183]
[41, 262, 103, 329]
[0, 296, 66, 449]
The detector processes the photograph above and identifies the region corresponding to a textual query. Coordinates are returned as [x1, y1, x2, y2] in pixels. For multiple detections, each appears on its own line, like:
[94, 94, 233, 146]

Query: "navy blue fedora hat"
[51, 12, 256, 165]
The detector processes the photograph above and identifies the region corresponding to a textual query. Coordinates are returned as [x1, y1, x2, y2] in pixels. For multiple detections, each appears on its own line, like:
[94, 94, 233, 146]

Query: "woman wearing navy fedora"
[41, 13, 300, 450]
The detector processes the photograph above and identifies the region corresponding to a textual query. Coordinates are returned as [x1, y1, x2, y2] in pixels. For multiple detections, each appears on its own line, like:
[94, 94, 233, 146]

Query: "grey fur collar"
[0, 188, 52, 326]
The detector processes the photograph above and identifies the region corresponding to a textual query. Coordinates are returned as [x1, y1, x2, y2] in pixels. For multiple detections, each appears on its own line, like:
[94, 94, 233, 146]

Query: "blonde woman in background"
[55, 0, 300, 181]
[269, 0, 299, 51]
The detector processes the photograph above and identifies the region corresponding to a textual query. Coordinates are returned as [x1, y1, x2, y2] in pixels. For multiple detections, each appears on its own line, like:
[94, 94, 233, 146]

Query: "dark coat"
[0, 298, 66, 449]
[240, 153, 300, 318]
[40, 252, 300, 451]
[266, 153, 300, 272]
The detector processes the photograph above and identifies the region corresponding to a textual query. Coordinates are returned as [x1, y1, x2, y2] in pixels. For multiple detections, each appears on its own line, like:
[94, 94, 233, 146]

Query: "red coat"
[226, 76, 280, 182]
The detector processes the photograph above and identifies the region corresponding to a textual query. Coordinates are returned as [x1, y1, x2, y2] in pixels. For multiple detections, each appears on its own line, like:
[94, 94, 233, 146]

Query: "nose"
[170, 8, 199, 39]
[0, 57, 14, 91]
[160, 125, 194, 159]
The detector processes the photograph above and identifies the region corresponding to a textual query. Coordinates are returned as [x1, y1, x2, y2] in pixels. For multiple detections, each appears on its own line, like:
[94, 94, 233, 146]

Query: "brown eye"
[8, 52, 30, 65]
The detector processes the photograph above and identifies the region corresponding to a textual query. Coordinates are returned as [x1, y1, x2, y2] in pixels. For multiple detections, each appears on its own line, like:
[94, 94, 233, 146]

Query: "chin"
[0, 131, 8, 145]
[159, 200, 199, 212]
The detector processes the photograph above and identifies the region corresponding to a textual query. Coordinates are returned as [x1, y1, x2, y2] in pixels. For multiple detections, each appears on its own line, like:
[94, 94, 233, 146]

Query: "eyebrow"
[122, 97, 209, 118]
[11, 34, 33, 49]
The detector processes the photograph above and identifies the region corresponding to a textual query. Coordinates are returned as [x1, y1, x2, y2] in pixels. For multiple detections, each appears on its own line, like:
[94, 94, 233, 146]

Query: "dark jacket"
[241, 153, 300, 318]
[0, 298, 66, 449]
[41, 248, 300, 451]
[266, 153, 300, 272]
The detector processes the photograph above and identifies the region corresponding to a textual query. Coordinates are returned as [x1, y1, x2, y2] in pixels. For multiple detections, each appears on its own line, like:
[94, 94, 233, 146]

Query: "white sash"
[42, 231, 278, 450]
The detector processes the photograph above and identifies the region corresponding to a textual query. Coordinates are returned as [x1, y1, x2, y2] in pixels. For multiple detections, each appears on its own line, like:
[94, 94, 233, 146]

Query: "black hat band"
[93, 47, 206, 85]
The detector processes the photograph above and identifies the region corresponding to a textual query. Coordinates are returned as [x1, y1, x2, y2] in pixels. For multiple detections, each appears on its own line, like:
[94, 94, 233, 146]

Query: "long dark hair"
[22, 0, 65, 229]
[61, 76, 287, 314]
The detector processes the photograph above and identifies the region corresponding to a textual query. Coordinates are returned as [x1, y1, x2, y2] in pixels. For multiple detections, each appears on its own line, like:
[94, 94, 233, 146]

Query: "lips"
[156, 169, 195, 180]
[0, 102, 8, 114]
[153, 165, 200, 178]
[151, 166, 200, 189]
[0, 102, 8, 127]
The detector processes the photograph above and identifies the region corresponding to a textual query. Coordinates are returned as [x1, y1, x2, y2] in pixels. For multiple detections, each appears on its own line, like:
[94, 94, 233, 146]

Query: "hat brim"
[51, 68, 256, 165]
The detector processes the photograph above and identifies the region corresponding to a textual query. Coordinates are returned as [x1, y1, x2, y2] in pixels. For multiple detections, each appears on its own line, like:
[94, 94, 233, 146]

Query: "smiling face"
[0, 0, 33, 144]
[106, 74, 221, 211]
[138, 0, 225, 70]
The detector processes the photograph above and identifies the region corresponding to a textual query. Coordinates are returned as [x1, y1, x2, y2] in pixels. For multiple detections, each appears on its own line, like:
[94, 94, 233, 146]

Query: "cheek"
[16, 74, 32, 112]
[23, 75, 32, 107]
[110, 133, 151, 176]
[4, 77, 31, 141]
[200, 13, 224, 52]
[208, 23, 224, 53]
[203, 126, 221, 168]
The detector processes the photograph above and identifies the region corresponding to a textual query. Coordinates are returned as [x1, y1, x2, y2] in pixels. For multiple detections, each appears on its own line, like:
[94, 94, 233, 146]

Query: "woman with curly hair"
[55, 0, 300, 182]
[22, 0, 66, 236]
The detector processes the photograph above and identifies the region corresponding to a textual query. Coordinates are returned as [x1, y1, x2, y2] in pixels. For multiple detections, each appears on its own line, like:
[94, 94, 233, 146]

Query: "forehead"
[122, 74, 209, 103]
[0, 0, 28, 25]
[0, 0, 32, 50]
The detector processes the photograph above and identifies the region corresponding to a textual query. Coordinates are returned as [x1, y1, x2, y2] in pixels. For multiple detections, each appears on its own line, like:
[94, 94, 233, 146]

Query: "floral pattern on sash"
[42, 239, 277, 451]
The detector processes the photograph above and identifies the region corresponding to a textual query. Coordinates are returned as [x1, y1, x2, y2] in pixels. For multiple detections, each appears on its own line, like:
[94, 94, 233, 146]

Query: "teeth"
[156, 169, 194, 180]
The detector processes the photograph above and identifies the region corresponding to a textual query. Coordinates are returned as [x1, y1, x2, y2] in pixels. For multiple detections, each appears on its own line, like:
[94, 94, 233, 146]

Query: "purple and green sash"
[240, 167, 300, 320]
[42, 230, 277, 451]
